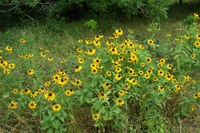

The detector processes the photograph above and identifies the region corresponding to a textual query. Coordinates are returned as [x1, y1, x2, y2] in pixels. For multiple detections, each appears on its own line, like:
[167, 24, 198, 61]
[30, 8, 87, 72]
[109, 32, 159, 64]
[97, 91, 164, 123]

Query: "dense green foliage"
[0, 0, 172, 21]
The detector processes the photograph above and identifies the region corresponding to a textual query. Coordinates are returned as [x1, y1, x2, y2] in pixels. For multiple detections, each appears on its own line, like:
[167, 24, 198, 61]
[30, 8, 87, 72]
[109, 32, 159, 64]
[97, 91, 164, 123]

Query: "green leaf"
[50, 115, 56, 121]
[54, 112, 61, 116]
[43, 115, 51, 121]
[32, 111, 39, 117]
[52, 120, 60, 129]
[54, 129, 60, 133]
[41, 124, 49, 130]
[174, 54, 179, 59]
[59, 116, 65, 122]
[47, 128, 53, 133]
[61, 110, 67, 117]
[48, 110, 53, 117]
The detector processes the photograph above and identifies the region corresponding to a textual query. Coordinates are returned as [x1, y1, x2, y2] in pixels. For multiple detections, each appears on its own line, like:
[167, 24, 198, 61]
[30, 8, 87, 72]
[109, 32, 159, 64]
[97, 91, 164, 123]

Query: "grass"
[0, 1, 200, 133]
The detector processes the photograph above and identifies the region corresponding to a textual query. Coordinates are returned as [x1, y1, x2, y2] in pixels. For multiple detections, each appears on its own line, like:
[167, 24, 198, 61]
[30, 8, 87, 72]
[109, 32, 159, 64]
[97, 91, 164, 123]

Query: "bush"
[0, 0, 173, 22]
[0, 14, 200, 132]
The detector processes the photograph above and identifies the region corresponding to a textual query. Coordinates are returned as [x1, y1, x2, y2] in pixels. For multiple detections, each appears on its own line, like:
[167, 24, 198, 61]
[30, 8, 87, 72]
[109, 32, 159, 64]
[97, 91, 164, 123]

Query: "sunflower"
[93, 57, 101, 64]
[126, 78, 138, 85]
[71, 79, 82, 86]
[12, 88, 18, 94]
[93, 40, 101, 47]
[90, 63, 97, 69]
[146, 69, 153, 75]
[158, 86, 164, 92]
[40, 52, 46, 57]
[30, 91, 38, 98]
[27, 69, 34, 75]
[47, 57, 53, 61]
[78, 57, 84, 64]
[65, 90, 74, 96]
[37, 87, 45, 94]
[52, 74, 61, 83]
[115, 67, 122, 73]
[8, 101, 18, 109]
[174, 85, 181, 92]
[97, 64, 103, 69]
[184, 35, 190, 39]
[153, 77, 158, 82]
[98, 92, 107, 99]
[94, 35, 103, 41]
[5, 46, 12, 52]
[92, 113, 100, 121]
[144, 73, 150, 79]
[146, 57, 152, 63]
[22, 88, 31, 94]
[157, 63, 162, 68]
[75, 66, 82, 72]
[140, 62, 145, 67]
[8, 63, 15, 69]
[194, 41, 200, 47]
[191, 106, 196, 111]
[127, 43, 134, 48]
[130, 54, 137, 60]
[191, 54, 196, 59]
[118, 56, 124, 62]
[147, 39, 154, 45]
[118, 90, 126, 96]
[52, 104, 61, 112]
[85, 39, 92, 45]
[44, 92, 55, 101]
[115, 74, 122, 80]
[58, 69, 66, 75]
[76, 48, 82, 53]
[58, 78, 68, 86]
[86, 49, 96, 55]
[60, 59, 66, 63]
[116, 98, 125, 106]
[165, 74, 171, 81]
[166, 33, 172, 37]
[166, 64, 172, 70]
[106, 71, 112, 77]
[102, 82, 111, 90]
[45, 49, 49, 53]
[45, 81, 51, 87]
[139, 44, 144, 49]
[91, 68, 98, 74]
[157, 69, 164, 76]
[28, 54, 34, 58]
[28, 101, 37, 109]
[78, 39, 83, 43]
[139, 70, 144, 76]
[195, 34, 200, 39]
[194, 93, 198, 99]
[115, 28, 123, 36]
[159, 58, 165, 65]
[20, 38, 26, 43]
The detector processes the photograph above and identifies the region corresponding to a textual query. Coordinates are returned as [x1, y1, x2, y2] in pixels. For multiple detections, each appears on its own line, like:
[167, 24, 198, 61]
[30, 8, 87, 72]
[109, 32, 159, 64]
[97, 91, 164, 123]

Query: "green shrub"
[0, 0, 173, 22]
[84, 19, 97, 29]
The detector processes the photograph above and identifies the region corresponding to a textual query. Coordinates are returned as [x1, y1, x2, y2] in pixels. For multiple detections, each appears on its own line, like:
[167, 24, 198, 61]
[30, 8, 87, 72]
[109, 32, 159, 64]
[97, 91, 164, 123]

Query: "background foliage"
[0, 0, 173, 21]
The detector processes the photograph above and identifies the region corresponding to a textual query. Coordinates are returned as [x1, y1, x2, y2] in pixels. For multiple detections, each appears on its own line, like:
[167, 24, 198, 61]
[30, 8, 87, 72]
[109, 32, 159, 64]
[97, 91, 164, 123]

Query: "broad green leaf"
[52, 120, 60, 129]
[47, 128, 53, 133]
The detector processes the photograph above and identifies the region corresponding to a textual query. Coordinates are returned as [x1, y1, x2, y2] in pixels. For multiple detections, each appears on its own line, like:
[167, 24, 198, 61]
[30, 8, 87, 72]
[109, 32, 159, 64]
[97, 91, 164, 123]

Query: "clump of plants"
[0, 13, 200, 133]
